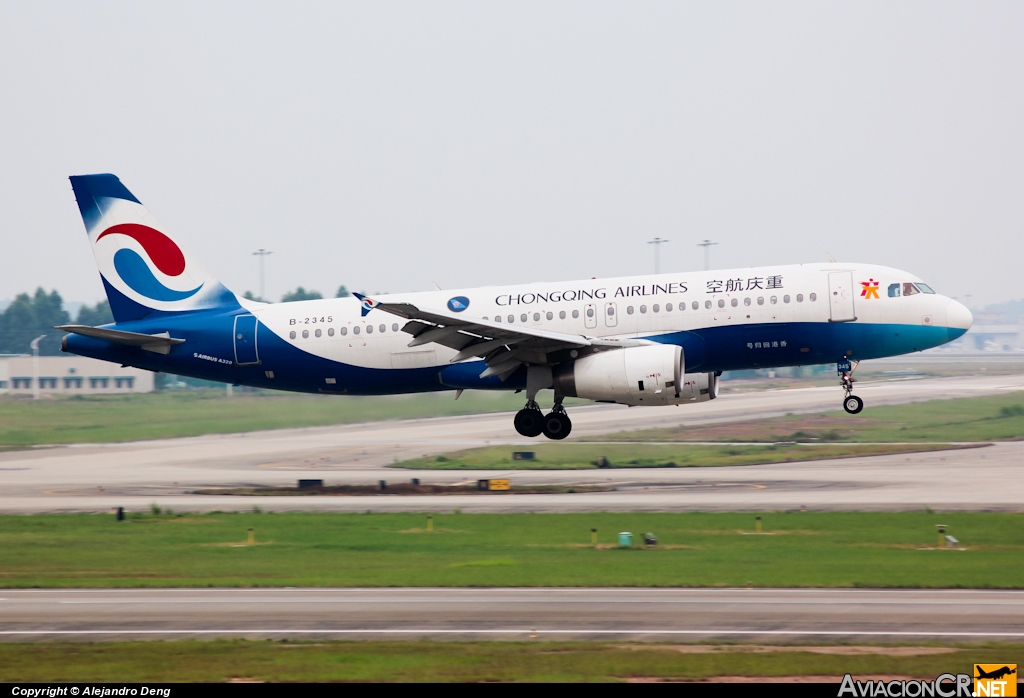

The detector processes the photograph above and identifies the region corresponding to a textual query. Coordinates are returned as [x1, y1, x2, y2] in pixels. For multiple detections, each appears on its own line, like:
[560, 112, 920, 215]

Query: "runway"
[2, 588, 1023, 641]
[2, 373, 1023, 513]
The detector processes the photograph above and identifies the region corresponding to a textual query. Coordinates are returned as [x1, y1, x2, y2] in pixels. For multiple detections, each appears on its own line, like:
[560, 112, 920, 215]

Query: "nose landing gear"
[839, 359, 863, 414]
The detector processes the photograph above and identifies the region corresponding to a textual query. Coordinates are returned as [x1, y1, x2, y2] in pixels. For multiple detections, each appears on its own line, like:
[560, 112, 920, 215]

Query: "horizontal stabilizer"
[56, 325, 185, 355]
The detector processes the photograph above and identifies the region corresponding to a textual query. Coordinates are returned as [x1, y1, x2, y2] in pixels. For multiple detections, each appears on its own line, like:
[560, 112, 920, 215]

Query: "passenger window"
[493, 316, 501, 323]
[666, 303, 673, 311]
[730, 298, 738, 307]
[653, 304, 659, 313]
[353, 326, 360, 335]
[392, 323, 399, 332]
[315, 328, 322, 338]
[640, 305, 647, 313]
[607, 306, 615, 316]
[559, 311, 566, 319]
[289, 331, 296, 339]
[757, 297, 764, 305]
[809, 293, 817, 301]
[717, 299, 725, 308]
[546, 311, 553, 320]
[783, 295, 790, 303]
[521, 314, 528, 322]
[585, 308, 593, 318]
[573, 310, 580, 319]
[903, 283, 920, 296]
[379, 324, 386, 333]
[366, 325, 373, 334]
[702, 300, 709, 309]
[627, 306, 634, 315]
[328, 327, 335, 336]
[341, 327, 348, 336]
[796, 294, 803, 302]
[508, 315, 514, 323]
[917, 283, 936, 294]
[744, 297, 751, 306]
[302, 330, 309, 338]
[770, 296, 778, 305]
[533, 313, 540, 321]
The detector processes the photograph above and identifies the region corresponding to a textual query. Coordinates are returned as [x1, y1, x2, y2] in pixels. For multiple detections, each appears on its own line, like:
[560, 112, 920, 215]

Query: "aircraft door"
[604, 302, 618, 327]
[828, 272, 857, 323]
[233, 314, 260, 365]
[584, 303, 597, 329]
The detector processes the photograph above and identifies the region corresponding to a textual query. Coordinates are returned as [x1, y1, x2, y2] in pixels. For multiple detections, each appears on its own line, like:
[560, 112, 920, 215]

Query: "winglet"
[352, 292, 379, 317]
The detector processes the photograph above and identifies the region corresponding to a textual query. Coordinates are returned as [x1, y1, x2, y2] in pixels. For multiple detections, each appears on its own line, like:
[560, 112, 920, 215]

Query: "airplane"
[58, 174, 973, 439]
[975, 666, 1017, 681]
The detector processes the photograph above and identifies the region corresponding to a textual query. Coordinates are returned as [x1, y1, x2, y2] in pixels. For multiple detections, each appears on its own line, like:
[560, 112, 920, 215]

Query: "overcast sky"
[1, 2, 1021, 309]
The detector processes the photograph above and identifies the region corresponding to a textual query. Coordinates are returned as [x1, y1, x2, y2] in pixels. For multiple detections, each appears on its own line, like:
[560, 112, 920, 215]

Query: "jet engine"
[553, 344, 718, 406]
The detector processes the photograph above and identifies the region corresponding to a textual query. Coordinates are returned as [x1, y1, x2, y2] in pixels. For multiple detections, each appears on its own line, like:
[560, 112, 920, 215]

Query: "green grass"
[593, 392, 1024, 444]
[393, 442, 966, 469]
[2, 512, 1022, 588]
[1, 640, 1020, 682]
[0, 390, 537, 446]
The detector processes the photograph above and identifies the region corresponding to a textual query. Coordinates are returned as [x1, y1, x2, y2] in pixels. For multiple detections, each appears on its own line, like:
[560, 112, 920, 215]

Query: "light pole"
[697, 239, 718, 271]
[253, 249, 273, 301]
[30, 335, 45, 400]
[647, 237, 669, 274]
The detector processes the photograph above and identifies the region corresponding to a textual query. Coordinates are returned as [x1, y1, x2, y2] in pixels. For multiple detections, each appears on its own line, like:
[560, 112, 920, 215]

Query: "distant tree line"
[0, 289, 112, 356]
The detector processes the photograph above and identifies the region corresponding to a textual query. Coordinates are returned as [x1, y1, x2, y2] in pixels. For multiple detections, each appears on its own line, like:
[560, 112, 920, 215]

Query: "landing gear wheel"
[542, 412, 572, 440]
[843, 395, 864, 414]
[514, 408, 544, 437]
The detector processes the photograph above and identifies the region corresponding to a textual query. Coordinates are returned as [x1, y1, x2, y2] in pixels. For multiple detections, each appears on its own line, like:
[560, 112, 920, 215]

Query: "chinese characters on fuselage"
[707, 276, 783, 294]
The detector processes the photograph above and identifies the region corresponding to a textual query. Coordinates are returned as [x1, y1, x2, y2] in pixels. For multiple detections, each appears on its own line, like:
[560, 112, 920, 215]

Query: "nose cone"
[946, 299, 973, 340]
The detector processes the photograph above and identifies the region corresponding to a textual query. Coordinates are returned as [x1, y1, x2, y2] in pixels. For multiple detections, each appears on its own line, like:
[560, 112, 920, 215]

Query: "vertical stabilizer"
[69, 174, 238, 322]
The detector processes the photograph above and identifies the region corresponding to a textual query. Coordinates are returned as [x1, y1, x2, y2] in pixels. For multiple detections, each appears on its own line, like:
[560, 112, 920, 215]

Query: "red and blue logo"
[97, 224, 201, 301]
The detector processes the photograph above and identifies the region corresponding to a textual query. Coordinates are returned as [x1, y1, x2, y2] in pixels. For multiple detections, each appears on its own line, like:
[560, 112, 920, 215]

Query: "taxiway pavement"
[2, 588, 1022, 641]
[2, 374, 1023, 513]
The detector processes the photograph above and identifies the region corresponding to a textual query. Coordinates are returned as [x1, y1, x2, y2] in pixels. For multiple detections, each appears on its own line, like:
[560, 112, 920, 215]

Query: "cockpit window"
[916, 283, 935, 294]
[888, 283, 900, 298]
[903, 283, 920, 296]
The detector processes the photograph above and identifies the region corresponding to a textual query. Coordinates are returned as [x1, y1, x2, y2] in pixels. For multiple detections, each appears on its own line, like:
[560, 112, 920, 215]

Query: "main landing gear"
[514, 397, 572, 440]
[839, 359, 863, 414]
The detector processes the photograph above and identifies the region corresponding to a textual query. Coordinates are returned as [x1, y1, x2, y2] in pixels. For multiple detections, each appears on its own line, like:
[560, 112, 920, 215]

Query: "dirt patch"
[614, 645, 958, 656]
[628, 675, 924, 683]
[193, 483, 613, 496]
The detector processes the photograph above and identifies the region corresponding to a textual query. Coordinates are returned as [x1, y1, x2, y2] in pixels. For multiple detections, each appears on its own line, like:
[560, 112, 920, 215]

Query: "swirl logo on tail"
[96, 224, 201, 301]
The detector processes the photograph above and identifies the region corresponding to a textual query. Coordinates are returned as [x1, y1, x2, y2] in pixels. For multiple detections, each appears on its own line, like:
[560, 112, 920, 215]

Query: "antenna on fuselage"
[827, 253, 838, 263]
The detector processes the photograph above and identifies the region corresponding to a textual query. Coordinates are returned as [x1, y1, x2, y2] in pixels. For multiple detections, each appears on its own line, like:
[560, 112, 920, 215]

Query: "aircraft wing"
[365, 300, 645, 379]
[55, 325, 185, 355]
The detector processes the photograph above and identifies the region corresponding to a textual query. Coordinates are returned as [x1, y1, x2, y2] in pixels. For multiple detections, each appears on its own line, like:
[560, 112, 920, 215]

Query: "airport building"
[0, 355, 154, 395]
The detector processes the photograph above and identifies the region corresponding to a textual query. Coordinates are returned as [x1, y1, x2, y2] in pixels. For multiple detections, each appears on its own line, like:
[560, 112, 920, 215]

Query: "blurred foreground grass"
[2, 512, 1021, 588]
[2, 640, 1020, 682]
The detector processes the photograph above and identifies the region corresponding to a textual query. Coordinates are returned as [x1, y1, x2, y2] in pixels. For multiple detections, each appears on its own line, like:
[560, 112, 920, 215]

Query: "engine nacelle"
[553, 344, 719, 406]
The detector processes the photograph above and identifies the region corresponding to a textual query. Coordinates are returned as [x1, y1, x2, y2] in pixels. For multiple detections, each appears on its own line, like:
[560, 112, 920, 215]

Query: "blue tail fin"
[70, 174, 238, 322]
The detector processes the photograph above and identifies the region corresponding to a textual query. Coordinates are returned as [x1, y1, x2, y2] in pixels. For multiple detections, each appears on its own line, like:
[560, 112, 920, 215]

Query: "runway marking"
[2, 629, 1024, 638]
